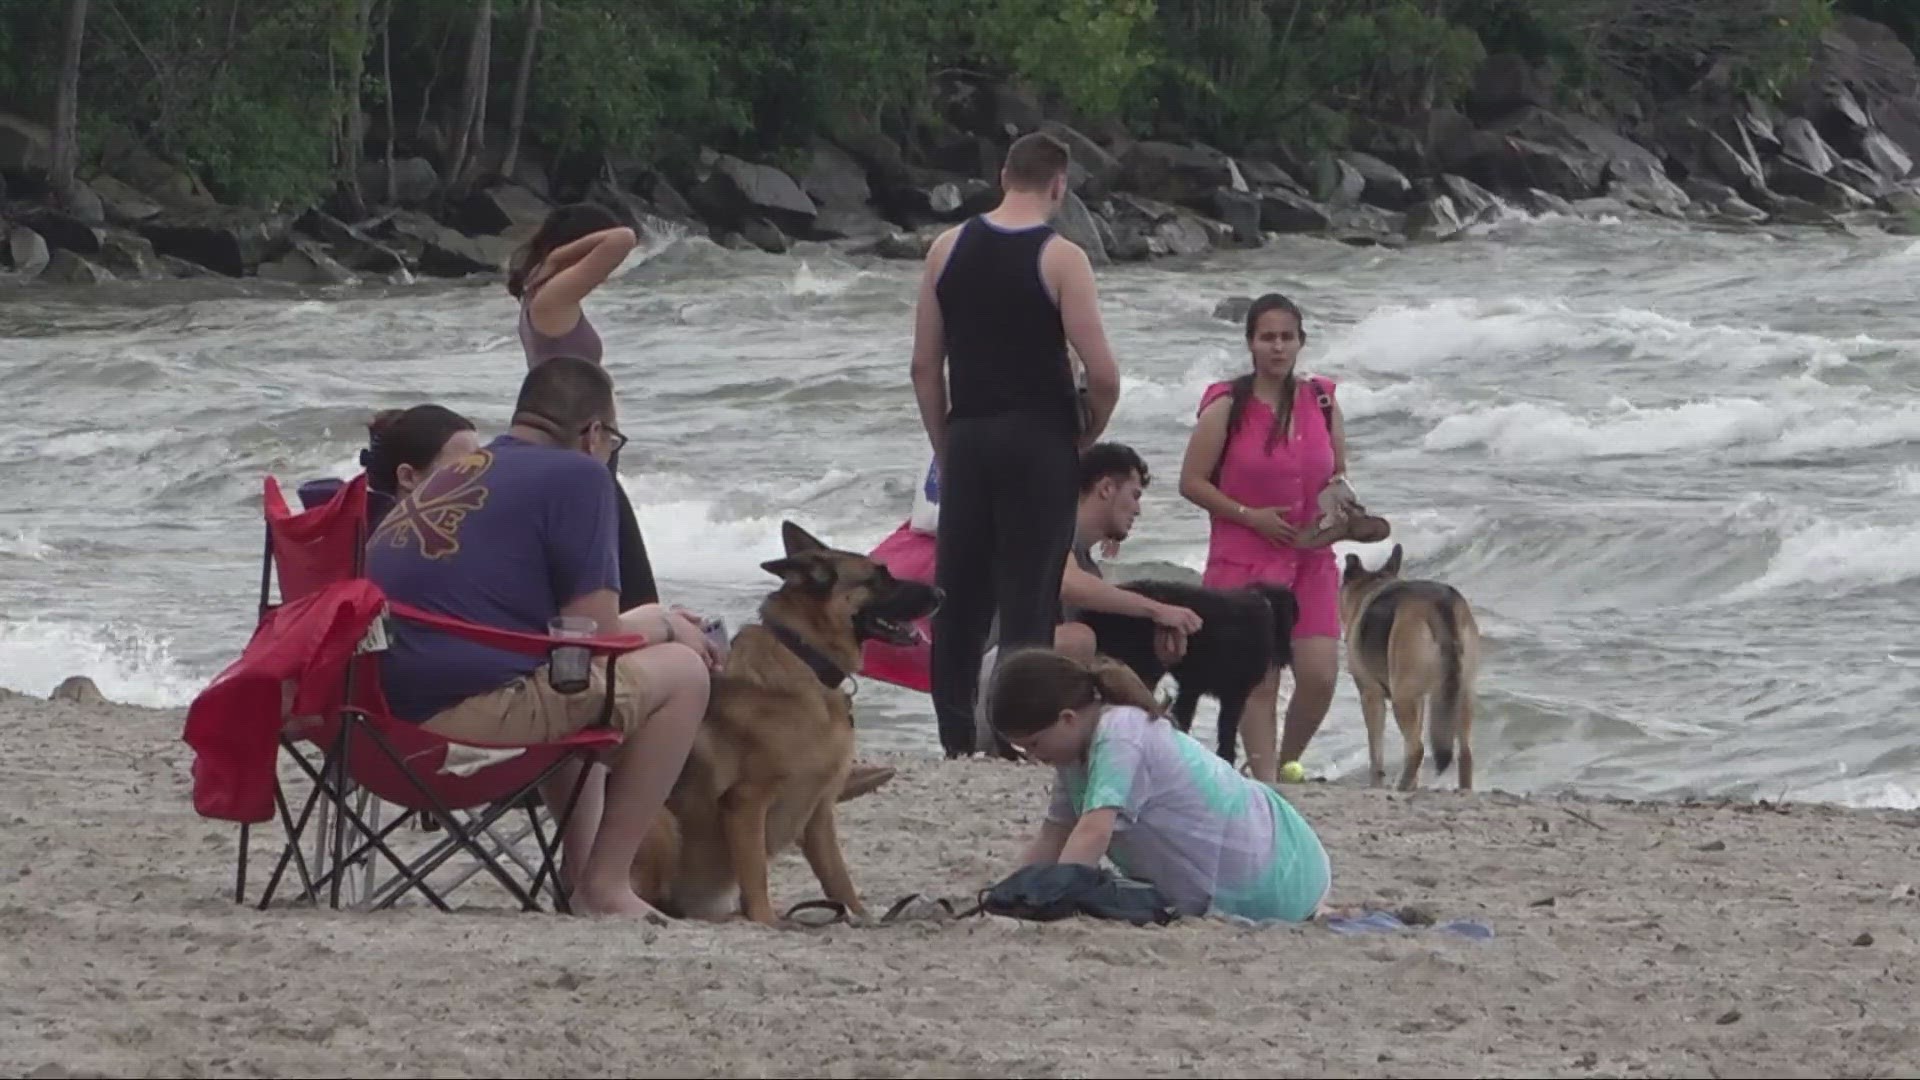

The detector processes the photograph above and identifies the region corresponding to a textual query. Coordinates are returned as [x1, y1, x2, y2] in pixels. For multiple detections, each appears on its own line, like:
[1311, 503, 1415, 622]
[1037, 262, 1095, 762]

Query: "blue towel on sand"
[1323, 910, 1494, 940]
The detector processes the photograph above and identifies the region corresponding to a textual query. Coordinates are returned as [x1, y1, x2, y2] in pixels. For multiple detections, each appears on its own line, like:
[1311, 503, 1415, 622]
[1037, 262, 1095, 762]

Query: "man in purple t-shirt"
[367, 357, 714, 920]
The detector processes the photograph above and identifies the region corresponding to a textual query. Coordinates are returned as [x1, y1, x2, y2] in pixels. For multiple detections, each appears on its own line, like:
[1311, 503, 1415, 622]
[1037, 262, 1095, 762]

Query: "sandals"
[779, 892, 987, 929]
[1296, 508, 1392, 548]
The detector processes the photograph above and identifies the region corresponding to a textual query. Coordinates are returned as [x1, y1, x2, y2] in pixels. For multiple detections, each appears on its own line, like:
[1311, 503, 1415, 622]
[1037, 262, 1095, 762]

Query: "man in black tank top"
[910, 131, 1124, 757]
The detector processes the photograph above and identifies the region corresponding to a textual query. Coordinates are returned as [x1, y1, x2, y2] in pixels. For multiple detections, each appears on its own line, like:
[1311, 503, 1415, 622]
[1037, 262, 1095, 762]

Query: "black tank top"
[935, 216, 1077, 427]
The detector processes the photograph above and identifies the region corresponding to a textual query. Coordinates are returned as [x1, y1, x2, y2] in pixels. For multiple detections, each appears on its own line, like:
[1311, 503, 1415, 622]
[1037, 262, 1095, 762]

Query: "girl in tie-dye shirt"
[988, 648, 1332, 923]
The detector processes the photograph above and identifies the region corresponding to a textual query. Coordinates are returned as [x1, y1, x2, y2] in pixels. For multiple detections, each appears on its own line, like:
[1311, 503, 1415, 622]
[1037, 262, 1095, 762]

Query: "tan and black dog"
[633, 521, 942, 925]
[1339, 544, 1482, 792]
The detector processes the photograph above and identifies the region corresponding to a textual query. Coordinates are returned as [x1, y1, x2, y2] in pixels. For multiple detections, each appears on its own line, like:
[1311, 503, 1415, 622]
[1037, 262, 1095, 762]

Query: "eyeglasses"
[588, 420, 628, 458]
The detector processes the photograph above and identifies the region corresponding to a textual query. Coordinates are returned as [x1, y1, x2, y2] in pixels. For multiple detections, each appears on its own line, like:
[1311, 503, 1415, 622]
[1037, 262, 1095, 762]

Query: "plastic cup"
[547, 615, 596, 695]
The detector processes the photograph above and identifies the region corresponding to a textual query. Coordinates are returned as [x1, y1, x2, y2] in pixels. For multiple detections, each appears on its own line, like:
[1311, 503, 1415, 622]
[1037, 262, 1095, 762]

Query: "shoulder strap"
[1303, 374, 1334, 430]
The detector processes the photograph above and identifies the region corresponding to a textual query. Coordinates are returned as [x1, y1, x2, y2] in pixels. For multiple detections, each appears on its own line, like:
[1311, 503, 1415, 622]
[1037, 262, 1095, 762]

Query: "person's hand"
[1150, 602, 1203, 636]
[660, 610, 721, 671]
[1240, 506, 1299, 547]
[1153, 626, 1188, 666]
[1099, 537, 1122, 560]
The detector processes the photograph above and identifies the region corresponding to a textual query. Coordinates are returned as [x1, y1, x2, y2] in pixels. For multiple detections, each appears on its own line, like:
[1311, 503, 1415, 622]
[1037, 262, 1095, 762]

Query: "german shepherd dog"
[633, 521, 942, 926]
[1076, 580, 1298, 764]
[1338, 544, 1482, 791]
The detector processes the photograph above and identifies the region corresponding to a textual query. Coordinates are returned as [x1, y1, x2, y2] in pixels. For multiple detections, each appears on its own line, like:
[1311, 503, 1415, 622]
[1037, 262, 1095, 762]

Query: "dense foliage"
[0, 0, 1895, 209]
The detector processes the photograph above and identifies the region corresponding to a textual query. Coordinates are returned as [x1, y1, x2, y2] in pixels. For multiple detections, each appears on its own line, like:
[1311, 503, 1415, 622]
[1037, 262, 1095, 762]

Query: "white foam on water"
[623, 469, 891, 587]
[1321, 296, 1882, 377]
[787, 260, 863, 298]
[1424, 388, 1920, 462]
[1729, 518, 1920, 599]
[0, 618, 205, 708]
[0, 530, 55, 559]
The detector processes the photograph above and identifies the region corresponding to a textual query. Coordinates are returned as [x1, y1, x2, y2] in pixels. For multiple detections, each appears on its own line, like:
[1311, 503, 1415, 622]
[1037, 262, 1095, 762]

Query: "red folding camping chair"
[182, 471, 652, 913]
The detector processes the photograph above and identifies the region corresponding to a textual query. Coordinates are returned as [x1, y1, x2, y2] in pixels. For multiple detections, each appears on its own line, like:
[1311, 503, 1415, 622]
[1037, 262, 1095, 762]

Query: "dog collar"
[765, 620, 850, 690]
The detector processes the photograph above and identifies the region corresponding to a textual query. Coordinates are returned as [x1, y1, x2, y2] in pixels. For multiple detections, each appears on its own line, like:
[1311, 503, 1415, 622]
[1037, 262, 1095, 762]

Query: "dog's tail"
[1251, 585, 1299, 669]
[1424, 593, 1471, 776]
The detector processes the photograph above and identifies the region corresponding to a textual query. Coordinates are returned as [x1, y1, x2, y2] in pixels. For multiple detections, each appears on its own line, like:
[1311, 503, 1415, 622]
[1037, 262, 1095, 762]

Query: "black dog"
[1077, 580, 1298, 764]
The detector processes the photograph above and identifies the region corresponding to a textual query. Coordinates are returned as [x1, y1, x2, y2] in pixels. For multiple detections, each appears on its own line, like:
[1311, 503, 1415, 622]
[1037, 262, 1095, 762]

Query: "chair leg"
[533, 754, 596, 915]
[263, 737, 336, 908]
[234, 822, 250, 905]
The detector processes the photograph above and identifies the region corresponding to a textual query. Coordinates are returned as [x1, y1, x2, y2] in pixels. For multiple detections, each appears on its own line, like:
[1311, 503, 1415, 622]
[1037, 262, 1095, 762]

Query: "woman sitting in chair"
[298, 405, 481, 525]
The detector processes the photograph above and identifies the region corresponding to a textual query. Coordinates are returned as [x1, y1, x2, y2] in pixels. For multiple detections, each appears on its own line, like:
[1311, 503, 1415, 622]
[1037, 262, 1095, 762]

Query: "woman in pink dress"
[1178, 293, 1386, 783]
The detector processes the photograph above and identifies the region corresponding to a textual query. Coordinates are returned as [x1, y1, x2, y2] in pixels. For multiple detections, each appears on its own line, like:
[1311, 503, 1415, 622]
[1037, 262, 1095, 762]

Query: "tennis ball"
[1279, 760, 1306, 783]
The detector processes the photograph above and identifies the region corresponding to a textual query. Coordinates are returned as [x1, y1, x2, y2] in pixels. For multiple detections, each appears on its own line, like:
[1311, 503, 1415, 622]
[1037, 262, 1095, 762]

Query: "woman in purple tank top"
[507, 203, 638, 369]
[506, 203, 660, 607]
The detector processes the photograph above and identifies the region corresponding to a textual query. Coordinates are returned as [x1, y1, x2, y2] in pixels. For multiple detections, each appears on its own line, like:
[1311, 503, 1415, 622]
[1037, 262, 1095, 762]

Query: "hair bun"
[367, 408, 405, 438]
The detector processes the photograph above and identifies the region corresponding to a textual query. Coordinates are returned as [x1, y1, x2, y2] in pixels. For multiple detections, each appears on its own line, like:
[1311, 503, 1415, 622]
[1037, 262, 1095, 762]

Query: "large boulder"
[41, 248, 114, 285]
[455, 183, 549, 236]
[1405, 194, 1468, 242]
[1779, 117, 1837, 175]
[1308, 153, 1367, 205]
[88, 176, 163, 227]
[1050, 190, 1110, 266]
[356, 156, 440, 206]
[1212, 188, 1264, 246]
[137, 208, 293, 277]
[1118, 141, 1242, 209]
[0, 112, 50, 174]
[1766, 159, 1875, 210]
[689, 152, 817, 234]
[1439, 174, 1504, 223]
[1339, 151, 1417, 208]
[5, 225, 50, 275]
[95, 231, 166, 280]
[19, 208, 104, 257]
[799, 143, 871, 211]
[1258, 188, 1335, 233]
[1041, 121, 1122, 198]
[1099, 194, 1215, 261]
[258, 238, 357, 286]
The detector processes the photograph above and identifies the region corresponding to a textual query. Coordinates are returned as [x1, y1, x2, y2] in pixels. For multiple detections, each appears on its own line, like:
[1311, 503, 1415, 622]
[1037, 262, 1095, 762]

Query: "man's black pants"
[931, 413, 1079, 755]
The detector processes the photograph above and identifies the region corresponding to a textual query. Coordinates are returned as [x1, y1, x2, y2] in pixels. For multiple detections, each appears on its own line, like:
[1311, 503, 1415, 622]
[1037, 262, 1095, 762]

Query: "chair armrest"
[387, 601, 651, 658]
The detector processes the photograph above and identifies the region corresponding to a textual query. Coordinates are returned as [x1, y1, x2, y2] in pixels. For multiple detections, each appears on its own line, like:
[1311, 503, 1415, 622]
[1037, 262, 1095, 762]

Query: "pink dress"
[1198, 376, 1342, 640]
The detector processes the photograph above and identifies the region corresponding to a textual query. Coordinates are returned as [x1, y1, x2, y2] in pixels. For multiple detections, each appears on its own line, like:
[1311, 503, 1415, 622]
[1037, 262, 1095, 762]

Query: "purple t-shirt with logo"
[365, 434, 621, 721]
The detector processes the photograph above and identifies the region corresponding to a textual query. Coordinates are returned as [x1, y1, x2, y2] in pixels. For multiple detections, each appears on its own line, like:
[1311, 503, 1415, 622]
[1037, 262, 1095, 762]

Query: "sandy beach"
[3, 686, 1917, 1079]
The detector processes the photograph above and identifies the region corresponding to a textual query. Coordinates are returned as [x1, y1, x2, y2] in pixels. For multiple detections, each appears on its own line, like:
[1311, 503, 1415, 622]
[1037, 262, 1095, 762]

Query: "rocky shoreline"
[5, 15, 1920, 289]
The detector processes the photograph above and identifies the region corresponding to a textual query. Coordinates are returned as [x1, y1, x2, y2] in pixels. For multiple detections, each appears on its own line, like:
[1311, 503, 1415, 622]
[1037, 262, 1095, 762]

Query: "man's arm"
[1062, 558, 1201, 633]
[910, 227, 961, 462]
[546, 461, 625, 636]
[1046, 239, 1120, 447]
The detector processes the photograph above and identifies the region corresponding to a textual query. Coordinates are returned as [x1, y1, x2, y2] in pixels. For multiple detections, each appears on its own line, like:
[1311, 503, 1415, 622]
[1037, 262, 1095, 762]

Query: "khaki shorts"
[421, 656, 646, 746]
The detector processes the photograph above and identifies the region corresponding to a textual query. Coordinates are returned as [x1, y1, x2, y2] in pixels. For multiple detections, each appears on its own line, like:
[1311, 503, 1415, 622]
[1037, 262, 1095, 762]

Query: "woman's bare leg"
[1278, 636, 1340, 768]
[1240, 667, 1282, 784]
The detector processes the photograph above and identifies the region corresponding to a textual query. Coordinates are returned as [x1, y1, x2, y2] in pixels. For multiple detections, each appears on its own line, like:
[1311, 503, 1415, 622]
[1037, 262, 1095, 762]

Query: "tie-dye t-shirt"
[1047, 705, 1331, 923]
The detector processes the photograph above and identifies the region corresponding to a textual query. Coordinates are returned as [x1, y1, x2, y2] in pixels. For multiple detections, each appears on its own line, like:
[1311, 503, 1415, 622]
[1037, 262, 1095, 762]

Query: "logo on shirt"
[371, 449, 493, 560]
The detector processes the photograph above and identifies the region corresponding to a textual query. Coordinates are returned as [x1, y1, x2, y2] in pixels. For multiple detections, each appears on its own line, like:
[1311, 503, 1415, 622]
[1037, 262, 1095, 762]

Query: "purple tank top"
[518, 281, 604, 369]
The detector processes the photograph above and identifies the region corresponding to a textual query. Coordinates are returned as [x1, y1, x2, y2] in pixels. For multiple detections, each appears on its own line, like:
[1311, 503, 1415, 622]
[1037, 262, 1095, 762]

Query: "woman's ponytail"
[1089, 658, 1165, 718]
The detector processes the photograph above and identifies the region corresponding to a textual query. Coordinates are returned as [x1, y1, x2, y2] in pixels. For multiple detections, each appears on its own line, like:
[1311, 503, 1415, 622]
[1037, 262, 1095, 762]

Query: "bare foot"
[573, 882, 670, 924]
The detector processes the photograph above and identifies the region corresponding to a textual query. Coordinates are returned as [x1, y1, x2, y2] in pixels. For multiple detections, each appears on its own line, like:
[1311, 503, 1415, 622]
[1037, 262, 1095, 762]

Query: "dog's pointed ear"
[761, 552, 837, 593]
[1343, 553, 1363, 580]
[781, 520, 828, 557]
[1382, 543, 1404, 576]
